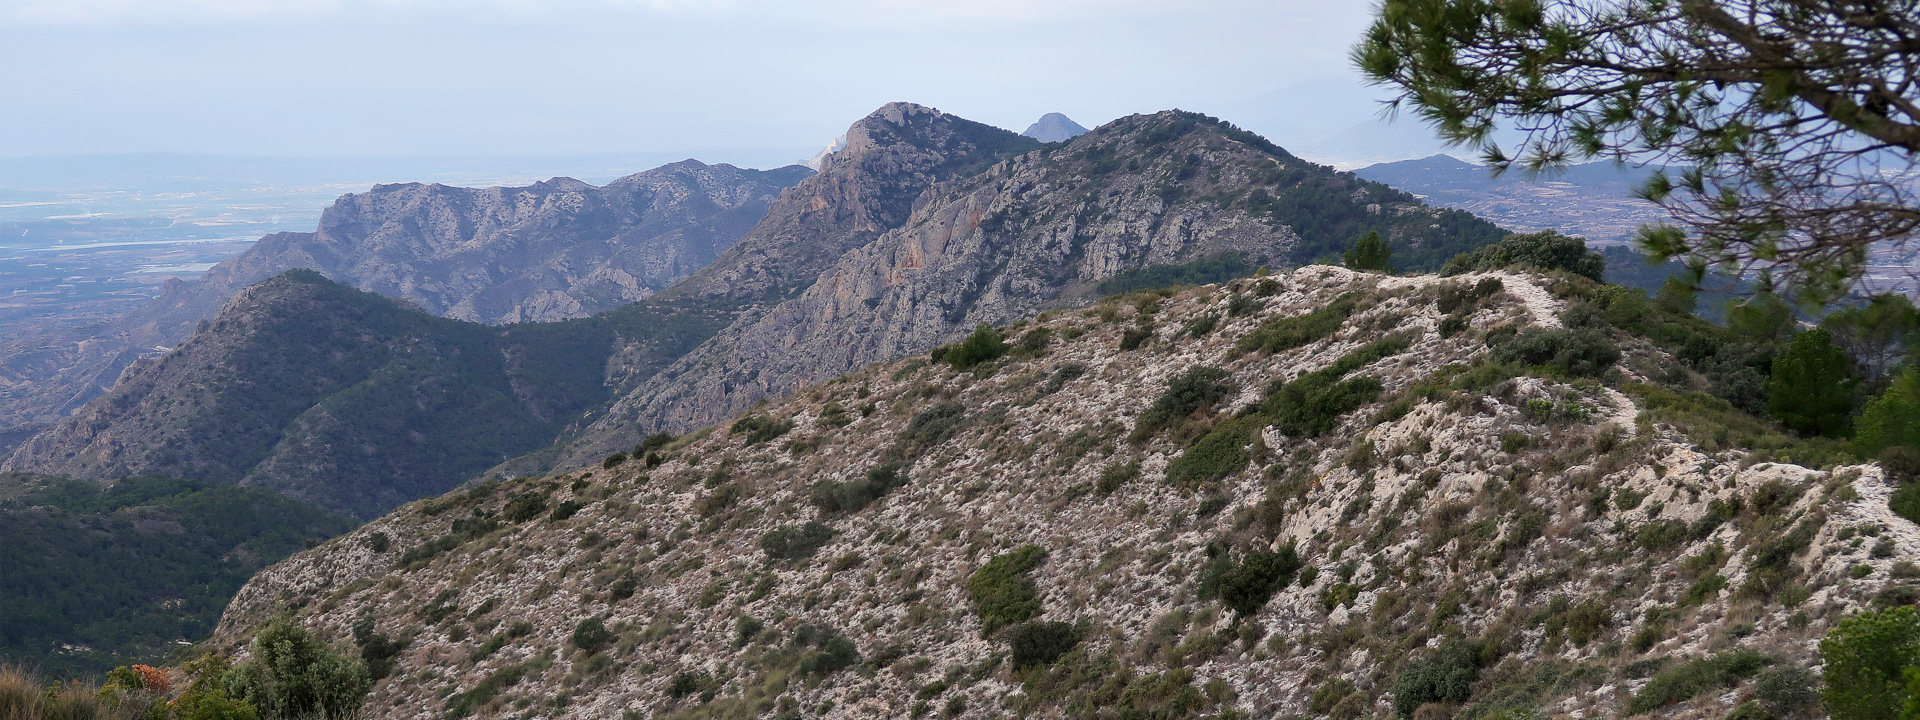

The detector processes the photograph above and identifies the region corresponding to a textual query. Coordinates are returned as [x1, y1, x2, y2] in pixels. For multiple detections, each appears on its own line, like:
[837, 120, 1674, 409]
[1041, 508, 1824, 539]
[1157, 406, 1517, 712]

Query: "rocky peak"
[1021, 112, 1090, 143]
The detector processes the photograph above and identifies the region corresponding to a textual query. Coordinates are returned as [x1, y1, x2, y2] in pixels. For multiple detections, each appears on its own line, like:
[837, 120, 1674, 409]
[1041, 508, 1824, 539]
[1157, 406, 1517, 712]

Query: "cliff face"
[0, 161, 808, 442]
[210, 267, 1913, 720]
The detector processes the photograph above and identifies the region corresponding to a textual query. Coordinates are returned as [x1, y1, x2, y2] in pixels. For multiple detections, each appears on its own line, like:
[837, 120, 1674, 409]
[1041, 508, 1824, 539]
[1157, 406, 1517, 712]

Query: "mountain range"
[3, 103, 1505, 521]
[0, 161, 808, 454]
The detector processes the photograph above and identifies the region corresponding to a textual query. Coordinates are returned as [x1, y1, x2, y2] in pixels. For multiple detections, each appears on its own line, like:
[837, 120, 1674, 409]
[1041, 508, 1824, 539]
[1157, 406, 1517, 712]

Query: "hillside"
[206, 265, 1912, 720]
[0, 271, 648, 519]
[0, 161, 808, 449]
[0, 473, 351, 677]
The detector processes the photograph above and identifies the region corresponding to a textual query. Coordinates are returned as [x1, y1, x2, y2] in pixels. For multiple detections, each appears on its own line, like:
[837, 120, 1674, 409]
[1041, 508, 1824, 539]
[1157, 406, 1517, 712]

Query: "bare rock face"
[210, 268, 1912, 720]
[0, 161, 808, 441]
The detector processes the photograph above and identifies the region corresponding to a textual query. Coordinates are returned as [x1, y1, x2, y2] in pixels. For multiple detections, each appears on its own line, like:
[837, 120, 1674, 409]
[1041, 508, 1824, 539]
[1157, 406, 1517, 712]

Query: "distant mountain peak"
[1022, 112, 1089, 143]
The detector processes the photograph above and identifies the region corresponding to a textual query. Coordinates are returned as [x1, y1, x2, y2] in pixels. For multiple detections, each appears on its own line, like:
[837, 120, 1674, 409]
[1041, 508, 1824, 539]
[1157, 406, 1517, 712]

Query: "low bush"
[1752, 665, 1819, 718]
[1236, 291, 1363, 353]
[1164, 417, 1259, 486]
[810, 462, 909, 514]
[1490, 327, 1620, 377]
[1893, 482, 1920, 525]
[901, 402, 968, 449]
[1263, 334, 1411, 437]
[1136, 366, 1236, 439]
[1628, 650, 1772, 714]
[937, 324, 1010, 369]
[1009, 621, 1082, 669]
[502, 492, 549, 523]
[761, 522, 834, 560]
[1214, 545, 1301, 616]
[731, 415, 794, 445]
[1440, 229, 1605, 281]
[1120, 327, 1154, 351]
[571, 616, 614, 652]
[549, 500, 583, 522]
[1392, 639, 1487, 716]
[968, 545, 1048, 635]
[1096, 461, 1141, 495]
[790, 625, 862, 677]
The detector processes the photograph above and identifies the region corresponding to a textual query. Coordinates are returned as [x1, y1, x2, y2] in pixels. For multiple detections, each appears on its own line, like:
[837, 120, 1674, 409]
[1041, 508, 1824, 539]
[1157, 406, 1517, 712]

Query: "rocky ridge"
[209, 266, 1912, 720]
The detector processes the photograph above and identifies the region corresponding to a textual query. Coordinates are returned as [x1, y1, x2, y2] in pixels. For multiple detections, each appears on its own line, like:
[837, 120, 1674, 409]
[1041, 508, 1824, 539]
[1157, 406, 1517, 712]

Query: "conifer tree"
[1767, 328, 1856, 438]
[1344, 231, 1391, 273]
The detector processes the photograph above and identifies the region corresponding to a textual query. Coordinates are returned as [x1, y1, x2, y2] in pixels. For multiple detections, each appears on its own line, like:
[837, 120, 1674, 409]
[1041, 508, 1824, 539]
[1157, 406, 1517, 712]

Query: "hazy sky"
[0, 0, 1450, 166]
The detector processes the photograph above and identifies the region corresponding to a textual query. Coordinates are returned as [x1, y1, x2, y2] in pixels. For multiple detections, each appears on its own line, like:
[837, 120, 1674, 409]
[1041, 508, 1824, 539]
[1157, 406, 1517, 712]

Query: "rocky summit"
[1022, 113, 1090, 143]
[209, 265, 1906, 720]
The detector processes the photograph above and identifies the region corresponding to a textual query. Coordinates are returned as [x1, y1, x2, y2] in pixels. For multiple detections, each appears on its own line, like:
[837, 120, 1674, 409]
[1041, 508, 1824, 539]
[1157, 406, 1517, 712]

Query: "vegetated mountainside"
[0, 161, 808, 449]
[0, 271, 699, 519]
[0, 473, 351, 678]
[549, 109, 1507, 467]
[208, 265, 1911, 720]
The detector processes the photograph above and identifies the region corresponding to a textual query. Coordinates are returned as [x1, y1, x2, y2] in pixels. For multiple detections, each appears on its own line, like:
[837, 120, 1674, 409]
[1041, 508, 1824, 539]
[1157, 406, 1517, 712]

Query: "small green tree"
[1858, 368, 1920, 457]
[1728, 290, 1796, 343]
[1768, 328, 1856, 438]
[1655, 275, 1698, 316]
[1824, 294, 1920, 384]
[226, 618, 370, 720]
[1821, 606, 1920, 720]
[1344, 231, 1392, 273]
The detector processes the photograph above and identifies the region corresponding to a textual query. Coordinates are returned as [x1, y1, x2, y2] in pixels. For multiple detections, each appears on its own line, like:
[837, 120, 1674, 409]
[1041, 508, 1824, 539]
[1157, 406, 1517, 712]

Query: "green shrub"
[601, 453, 628, 469]
[1040, 364, 1088, 395]
[443, 661, 529, 719]
[1165, 417, 1259, 486]
[548, 500, 582, 522]
[1214, 545, 1301, 616]
[1008, 621, 1081, 668]
[1345, 231, 1393, 273]
[810, 462, 909, 514]
[666, 671, 707, 698]
[1096, 461, 1141, 495]
[1136, 366, 1236, 439]
[1892, 482, 1920, 525]
[1566, 599, 1610, 646]
[1120, 327, 1154, 351]
[226, 618, 371, 720]
[1490, 327, 1620, 377]
[1857, 368, 1920, 456]
[938, 324, 1010, 369]
[901, 402, 967, 449]
[1237, 292, 1363, 353]
[501, 492, 549, 523]
[571, 616, 613, 652]
[1097, 253, 1254, 296]
[1752, 665, 1819, 718]
[760, 522, 834, 560]
[1628, 650, 1773, 714]
[789, 625, 861, 677]
[1392, 639, 1486, 716]
[730, 415, 794, 445]
[1767, 328, 1857, 438]
[1263, 335, 1410, 437]
[1440, 230, 1604, 281]
[968, 545, 1047, 636]
[1821, 606, 1920, 720]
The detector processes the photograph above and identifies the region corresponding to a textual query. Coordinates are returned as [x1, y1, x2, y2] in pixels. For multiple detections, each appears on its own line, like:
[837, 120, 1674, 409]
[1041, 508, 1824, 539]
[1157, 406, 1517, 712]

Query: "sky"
[0, 0, 1455, 168]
